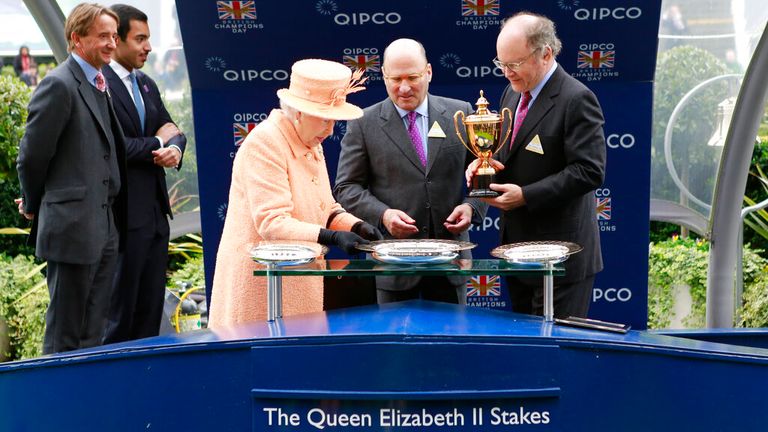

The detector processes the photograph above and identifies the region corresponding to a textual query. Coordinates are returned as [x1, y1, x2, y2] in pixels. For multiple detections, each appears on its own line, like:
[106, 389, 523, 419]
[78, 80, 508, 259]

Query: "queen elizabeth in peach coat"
[209, 60, 368, 327]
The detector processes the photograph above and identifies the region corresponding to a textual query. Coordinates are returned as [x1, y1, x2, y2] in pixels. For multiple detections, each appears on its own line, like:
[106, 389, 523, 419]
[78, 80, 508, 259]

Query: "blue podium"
[1, 294, 768, 430]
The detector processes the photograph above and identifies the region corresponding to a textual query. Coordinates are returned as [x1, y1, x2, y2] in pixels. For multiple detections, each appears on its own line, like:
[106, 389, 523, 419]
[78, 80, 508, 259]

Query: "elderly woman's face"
[296, 112, 335, 146]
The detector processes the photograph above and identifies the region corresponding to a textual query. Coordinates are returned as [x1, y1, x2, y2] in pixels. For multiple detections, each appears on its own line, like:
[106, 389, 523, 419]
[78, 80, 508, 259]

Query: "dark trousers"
[507, 275, 595, 319]
[43, 219, 118, 354]
[377, 276, 467, 305]
[104, 208, 169, 344]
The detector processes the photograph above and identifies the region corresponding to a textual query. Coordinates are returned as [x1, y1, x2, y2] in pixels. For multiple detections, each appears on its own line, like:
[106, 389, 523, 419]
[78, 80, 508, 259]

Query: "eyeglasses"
[382, 66, 429, 85]
[492, 46, 544, 72]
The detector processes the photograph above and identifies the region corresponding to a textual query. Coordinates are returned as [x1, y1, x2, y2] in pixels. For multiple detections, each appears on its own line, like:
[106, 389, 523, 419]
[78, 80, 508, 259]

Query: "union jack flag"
[343, 55, 380, 72]
[577, 50, 615, 69]
[462, 0, 500, 16]
[217, 1, 257, 20]
[233, 122, 257, 147]
[596, 197, 611, 221]
[467, 275, 501, 297]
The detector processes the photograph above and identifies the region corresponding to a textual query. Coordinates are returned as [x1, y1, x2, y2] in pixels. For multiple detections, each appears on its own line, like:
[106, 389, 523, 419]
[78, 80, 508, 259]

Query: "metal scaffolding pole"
[22, 0, 66, 62]
[707, 23, 768, 328]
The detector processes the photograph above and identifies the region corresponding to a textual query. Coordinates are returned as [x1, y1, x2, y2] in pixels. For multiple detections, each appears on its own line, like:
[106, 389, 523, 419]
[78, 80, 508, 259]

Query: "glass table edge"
[252, 259, 565, 277]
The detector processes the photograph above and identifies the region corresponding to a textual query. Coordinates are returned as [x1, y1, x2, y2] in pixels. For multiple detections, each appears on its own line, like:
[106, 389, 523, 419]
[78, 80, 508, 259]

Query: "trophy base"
[469, 174, 499, 198]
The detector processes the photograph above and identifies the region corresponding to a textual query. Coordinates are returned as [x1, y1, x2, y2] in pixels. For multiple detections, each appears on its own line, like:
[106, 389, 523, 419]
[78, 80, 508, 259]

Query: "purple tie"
[95, 71, 106, 92]
[509, 91, 531, 149]
[407, 111, 427, 167]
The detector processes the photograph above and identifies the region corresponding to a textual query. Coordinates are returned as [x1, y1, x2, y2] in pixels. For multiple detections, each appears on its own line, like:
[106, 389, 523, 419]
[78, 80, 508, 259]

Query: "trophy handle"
[499, 107, 514, 149]
[453, 111, 472, 153]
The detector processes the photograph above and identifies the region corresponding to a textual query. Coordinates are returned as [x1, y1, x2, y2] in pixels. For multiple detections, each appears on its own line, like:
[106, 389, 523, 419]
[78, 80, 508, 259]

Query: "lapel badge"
[427, 121, 447, 138]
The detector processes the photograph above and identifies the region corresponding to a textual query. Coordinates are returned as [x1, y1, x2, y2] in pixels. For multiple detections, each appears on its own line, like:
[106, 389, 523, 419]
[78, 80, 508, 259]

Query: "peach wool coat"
[209, 109, 361, 327]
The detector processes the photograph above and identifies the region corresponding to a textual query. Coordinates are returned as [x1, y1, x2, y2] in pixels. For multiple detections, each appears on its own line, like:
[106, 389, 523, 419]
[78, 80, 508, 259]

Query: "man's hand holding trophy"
[454, 90, 512, 197]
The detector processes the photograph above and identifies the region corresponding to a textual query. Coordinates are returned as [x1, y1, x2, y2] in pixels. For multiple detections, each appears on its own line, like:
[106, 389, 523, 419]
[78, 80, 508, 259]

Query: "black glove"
[317, 229, 369, 254]
[352, 221, 384, 241]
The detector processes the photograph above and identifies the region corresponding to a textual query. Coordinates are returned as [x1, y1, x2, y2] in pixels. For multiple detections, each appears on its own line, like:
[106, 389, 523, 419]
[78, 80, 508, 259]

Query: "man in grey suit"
[17, 3, 127, 354]
[335, 38, 486, 304]
[468, 12, 606, 318]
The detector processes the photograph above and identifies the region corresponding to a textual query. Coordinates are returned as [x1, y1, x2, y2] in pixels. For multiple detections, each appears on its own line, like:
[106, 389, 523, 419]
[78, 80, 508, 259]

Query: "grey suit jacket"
[334, 94, 487, 290]
[496, 65, 606, 286]
[17, 56, 127, 264]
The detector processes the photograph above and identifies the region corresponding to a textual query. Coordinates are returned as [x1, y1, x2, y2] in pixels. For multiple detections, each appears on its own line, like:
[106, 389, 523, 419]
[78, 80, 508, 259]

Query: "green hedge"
[0, 254, 47, 360]
[648, 237, 768, 329]
[0, 74, 34, 257]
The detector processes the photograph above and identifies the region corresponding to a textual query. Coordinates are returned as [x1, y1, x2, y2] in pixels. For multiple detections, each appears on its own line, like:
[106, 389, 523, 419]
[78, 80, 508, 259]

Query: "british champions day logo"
[231, 113, 268, 158]
[316, 0, 402, 25]
[571, 43, 619, 82]
[342, 48, 382, 82]
[215, 1, 264, 33]
[466, 275, 506, 308]
[457, 0, 501, 30]
[595, 188, 616, 232]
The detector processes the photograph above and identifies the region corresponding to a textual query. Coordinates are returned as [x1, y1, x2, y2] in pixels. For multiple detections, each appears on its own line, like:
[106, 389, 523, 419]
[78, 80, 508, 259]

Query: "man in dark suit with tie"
[17, 3, 127, 354]
[102, 4, 185, 343]
[468, 12, 606, 319]
[335, 38, 486, 304]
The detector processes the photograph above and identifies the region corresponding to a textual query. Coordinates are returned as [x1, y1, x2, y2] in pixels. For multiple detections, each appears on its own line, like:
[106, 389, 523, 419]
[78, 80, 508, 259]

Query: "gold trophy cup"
[454, 90, 513, 197]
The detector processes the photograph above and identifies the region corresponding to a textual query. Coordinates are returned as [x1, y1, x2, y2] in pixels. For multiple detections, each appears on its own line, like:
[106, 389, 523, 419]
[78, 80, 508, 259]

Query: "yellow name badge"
[427, 121, 447, 138]
[525, 134, 544, 154]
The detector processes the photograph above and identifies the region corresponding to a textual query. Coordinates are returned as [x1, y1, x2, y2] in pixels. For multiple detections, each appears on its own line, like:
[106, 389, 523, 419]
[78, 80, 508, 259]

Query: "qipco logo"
[455, 65, 504, 78]
[334, 12, 401, 25]
[594, 188, 611, 197]
[343, 47, 379, 56]
[606, 134, 635, 149]
[593, 287, 633, 303]
[574, 7, 642, 21]
[223, 69, 289, 82]
[579, 43, 615, 51]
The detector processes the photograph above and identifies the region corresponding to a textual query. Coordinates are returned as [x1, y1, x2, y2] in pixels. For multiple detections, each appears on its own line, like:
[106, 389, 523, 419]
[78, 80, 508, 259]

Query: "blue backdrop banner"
[176, 0, 662, 329]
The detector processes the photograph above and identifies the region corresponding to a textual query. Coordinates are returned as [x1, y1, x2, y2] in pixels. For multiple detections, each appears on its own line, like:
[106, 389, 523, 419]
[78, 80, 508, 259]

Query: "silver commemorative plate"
[491, 241, 582, 264]
[371, 250, 458, 265]
[356, 239, 476, 253]
[248, 242, 328, 266]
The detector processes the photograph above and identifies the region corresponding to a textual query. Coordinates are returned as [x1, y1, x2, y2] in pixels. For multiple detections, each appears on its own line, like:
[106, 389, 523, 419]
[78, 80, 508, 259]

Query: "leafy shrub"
[738, 254, 768, 327]
[0, 254, 47, 360]
[648, 237, 768, 329]
[167, 254, 205, 291]
[0, 74, 34, 257]
[0, 74, 31, 181]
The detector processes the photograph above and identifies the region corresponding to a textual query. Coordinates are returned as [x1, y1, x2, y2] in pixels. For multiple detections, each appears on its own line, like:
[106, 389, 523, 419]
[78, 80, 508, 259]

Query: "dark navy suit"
[496, 65, 606, 318]
[103, 64, 186, 342]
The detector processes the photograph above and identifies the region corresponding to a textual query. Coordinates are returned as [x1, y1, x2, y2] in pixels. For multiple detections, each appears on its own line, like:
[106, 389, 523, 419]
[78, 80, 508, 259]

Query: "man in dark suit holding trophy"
[468, 12, 606, 319]
[335, 38, 486, 305]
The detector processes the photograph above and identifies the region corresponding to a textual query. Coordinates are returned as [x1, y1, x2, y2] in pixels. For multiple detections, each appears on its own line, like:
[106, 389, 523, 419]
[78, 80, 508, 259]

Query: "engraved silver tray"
[248, 242, 328, 266]
[491, 241, 582, 265]
[358, 239, 475, 265]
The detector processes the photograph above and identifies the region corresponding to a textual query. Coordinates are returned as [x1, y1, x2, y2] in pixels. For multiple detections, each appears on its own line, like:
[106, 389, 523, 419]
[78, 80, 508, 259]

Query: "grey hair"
[279, 100, 299, 118]
[503, 12, 562, 57]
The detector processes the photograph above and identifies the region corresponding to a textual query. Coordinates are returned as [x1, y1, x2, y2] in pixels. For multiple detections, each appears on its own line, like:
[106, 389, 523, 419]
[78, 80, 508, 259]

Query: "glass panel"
[653, 0, 768, 221]
[252, 259, 564, 277]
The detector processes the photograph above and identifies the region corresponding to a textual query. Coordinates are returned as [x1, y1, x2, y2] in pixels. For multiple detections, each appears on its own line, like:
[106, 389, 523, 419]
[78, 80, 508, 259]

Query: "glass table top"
[253, 259, 564, 277]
